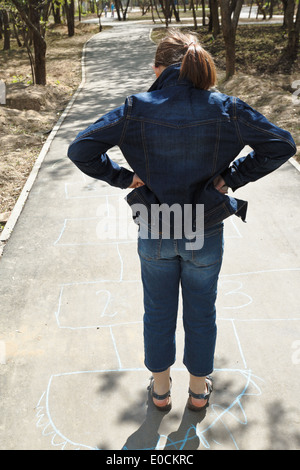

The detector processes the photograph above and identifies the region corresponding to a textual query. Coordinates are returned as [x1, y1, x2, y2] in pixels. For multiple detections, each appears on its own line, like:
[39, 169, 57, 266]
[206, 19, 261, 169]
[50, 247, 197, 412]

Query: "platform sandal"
[147, 376, 172, 412]
[187, 376, 213, 411]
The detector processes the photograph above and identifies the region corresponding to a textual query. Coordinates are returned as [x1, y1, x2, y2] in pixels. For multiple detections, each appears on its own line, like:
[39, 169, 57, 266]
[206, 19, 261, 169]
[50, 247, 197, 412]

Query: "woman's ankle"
[189, 374, 207, 395]
[152, 368, 171, 395]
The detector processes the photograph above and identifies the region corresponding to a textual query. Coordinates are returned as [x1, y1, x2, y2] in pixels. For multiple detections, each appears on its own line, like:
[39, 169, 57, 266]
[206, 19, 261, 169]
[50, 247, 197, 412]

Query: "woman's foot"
[153, 393, 171, 409]
[187, 376, 213, 411]
[148, 375, 172, 411]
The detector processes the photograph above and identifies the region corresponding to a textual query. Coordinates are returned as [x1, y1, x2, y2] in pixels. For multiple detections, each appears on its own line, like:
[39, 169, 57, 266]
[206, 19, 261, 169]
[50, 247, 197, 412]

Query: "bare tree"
[285, 0, 300, 61]
[220, 0, 243, 79]
[64, 0, 75, 37]
[52, 0, 62, 25]
[10, 0, 52, 85]
[190, 0, 198, 29]
[160, 0, 172, 27]
[0, 8, 10, 50]
[209, 0, 220, 37]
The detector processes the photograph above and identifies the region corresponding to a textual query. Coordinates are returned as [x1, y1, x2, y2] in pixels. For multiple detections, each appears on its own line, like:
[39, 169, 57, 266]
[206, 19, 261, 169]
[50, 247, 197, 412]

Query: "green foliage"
[11, 74, 23, 83]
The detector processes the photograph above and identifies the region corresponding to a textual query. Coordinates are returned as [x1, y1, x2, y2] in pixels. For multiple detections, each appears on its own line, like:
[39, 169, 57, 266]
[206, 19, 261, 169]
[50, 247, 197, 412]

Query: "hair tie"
[187, 42, 196, 48]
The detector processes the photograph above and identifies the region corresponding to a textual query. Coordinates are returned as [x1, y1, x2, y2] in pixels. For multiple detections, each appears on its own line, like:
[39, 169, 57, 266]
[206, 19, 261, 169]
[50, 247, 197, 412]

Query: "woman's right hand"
[128, 173, 145, 189]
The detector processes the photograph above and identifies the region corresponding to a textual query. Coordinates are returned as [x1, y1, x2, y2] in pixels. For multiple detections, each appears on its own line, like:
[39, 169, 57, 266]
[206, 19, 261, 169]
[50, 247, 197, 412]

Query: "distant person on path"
[111, 3, 114, 17]
[68, 30, 296, 412]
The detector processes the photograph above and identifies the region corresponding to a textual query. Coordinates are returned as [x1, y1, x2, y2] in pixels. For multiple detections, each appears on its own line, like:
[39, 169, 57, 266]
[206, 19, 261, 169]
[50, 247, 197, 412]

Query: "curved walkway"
[0, 22, 299, 451]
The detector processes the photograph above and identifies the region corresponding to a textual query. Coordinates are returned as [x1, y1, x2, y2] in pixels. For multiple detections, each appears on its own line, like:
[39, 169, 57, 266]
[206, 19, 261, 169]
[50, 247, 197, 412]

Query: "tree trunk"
[269, 0, 274, 19]
[286, 0, 300, 60]
[21, 22, 36, 84]
[0, 12, 3, 40]
[171, 0, 180, 22]
[224, 35, 236, 78]
[161, 0, 172, 27]
[114, 0, 123, 21]
[1, 9, 10, 51]
[53, 0, 62, 24]
[209, 0, 220, 36]
[11, 11, 23, 48]
[282, 0, 288, 27]
[201, 0, 205, 26]
[220, 0, 243, 79]
[121, 0, 131, 20]
[78, 0, 82, 22]
[64, 0, 75, 37]
[190, 0, 198, 29]
[29, 0, 47, 85]
[153, 0, 164, 23]
[10, 0, 48, 84]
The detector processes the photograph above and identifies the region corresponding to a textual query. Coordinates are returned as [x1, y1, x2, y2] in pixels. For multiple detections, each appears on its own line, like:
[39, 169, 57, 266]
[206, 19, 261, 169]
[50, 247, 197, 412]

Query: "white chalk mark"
[196, 369, 263, 450]
[53, 219, 67, 245]
[36, 368, 264, 451]
[224, 217, 243, 239]
[96, 289, 117, 318]
[231, 319, 247, 369]
[110, 326, 122, 369]
[220, 280, 253, 310]
[117, 243, 124, 282]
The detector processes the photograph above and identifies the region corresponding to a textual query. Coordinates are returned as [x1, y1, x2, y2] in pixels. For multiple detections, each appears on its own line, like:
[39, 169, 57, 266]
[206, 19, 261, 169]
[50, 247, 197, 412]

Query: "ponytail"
[154, 30, 217, 90]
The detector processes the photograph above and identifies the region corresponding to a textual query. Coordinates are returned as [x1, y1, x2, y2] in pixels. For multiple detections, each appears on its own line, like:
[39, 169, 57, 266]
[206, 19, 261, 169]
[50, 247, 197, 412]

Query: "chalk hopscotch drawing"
[36, 173, 300, 450]
[35, 368, 263, 450]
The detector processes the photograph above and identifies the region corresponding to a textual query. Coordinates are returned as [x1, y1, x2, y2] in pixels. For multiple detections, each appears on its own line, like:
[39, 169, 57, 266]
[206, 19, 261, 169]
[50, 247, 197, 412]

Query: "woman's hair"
[154, 30, 217, 90]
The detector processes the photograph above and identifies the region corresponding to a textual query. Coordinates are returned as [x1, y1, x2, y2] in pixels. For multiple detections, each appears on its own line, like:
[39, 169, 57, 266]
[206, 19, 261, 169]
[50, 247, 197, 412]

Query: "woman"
[68, 30, 296, 412]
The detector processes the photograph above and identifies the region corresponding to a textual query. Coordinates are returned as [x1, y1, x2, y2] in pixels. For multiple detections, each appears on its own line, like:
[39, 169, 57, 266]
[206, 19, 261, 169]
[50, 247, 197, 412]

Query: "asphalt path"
[0, 22, 299, 451]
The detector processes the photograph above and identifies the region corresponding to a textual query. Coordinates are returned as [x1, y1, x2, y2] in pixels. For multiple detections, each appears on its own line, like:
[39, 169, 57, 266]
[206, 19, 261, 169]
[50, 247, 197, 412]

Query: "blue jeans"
[138, 223, 224, 377]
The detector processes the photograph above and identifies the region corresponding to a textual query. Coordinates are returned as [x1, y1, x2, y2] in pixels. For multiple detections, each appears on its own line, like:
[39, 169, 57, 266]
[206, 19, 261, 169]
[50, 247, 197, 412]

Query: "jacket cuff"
[221, 166, 244, 192]
[120, 168, 135, 189]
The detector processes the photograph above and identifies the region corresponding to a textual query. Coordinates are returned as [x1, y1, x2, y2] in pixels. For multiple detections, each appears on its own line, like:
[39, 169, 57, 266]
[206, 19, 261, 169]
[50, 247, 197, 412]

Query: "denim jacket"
[68, 64, 296, 229]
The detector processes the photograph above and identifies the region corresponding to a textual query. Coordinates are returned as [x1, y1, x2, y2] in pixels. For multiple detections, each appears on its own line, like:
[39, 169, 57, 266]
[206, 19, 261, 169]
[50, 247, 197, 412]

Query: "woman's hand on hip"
[213, 175, 229, 194]
[128, 173, 145, 189]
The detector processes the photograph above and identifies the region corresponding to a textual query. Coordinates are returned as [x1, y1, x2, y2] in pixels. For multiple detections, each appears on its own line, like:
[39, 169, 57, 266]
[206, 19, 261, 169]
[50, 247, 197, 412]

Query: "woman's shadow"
[122, 387, 207, 450]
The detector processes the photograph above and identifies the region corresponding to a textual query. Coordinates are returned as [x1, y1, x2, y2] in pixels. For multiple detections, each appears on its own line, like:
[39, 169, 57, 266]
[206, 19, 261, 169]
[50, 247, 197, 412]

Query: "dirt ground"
[0, 21, 299, 233]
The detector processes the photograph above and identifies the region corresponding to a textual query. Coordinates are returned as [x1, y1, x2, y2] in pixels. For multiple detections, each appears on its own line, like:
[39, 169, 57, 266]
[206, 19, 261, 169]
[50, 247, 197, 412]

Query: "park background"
[0, 0, 300, 452]
[0, 0, 299, 230]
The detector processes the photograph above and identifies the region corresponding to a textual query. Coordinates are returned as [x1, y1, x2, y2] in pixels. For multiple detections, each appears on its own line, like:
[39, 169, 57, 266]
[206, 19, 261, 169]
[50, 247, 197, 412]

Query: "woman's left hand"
[214, 175, 229, 194]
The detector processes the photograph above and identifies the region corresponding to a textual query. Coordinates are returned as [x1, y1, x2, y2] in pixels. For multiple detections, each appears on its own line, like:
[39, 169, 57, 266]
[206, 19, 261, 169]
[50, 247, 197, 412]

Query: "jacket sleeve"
[67, 103, 134, 189]
[222, 97, 297, 191]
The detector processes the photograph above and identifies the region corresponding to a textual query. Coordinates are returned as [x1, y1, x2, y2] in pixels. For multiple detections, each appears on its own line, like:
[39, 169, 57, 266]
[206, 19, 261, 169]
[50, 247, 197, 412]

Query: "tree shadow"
[122, 387, 207, 451]
[121, 387, 168, 450]
[162, 407, 207, 451]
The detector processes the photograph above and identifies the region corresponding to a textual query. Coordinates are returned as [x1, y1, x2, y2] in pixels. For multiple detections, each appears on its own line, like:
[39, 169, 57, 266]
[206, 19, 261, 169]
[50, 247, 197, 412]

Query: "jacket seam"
[119, 98, 132, 147]
[204, 201, 230, 216]
[127, 116, 227, 128]
[211, 121, 220, 175]
[141, 121, 151, 186]
[72, 116, 125, 142]
[127, 190, 151, 208]
[233, 97, 245, 147]
[237, 117, 296, 150]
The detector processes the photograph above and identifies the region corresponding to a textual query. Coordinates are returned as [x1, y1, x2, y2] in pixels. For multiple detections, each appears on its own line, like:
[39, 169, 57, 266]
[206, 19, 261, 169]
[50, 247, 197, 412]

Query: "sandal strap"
[188, 376, 213, 400]
[147, 376, 172, 401]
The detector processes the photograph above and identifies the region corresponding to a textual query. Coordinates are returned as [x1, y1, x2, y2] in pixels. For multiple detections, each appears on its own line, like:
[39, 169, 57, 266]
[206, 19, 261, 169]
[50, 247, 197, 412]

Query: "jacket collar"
[148, 63, 192, 92]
